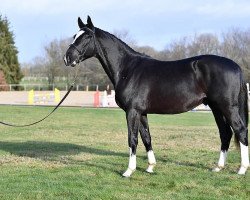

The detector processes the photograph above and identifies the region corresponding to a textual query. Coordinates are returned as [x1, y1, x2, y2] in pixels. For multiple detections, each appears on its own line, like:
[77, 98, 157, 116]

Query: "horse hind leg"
[210, 105, 233, 172]
[139, 114, 156, 173]
[237, 85, 249, 175]
[214, 123, 233, 172]
[222, 106, 249, 174]
[238, 142, 249, 174]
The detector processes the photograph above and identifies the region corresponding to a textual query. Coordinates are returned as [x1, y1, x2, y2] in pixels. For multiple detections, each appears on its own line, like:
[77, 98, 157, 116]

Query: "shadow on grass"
[0, 141, 127, 160]
[0, 141, 210, 171]
[159, 156, 211, 171]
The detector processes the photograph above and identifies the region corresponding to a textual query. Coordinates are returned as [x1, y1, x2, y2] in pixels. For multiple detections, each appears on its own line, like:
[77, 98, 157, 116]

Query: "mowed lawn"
[0, 106, 249, 200]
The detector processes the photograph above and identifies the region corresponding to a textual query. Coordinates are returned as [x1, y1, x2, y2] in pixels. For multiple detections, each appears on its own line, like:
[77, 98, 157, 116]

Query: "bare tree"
[161, 37, 189, 60]
[112, 29, 137, 47]
[187, 33, 220, 56]
[21, 27, 250, 87]
[135, 46, 158, 57]
[221, 28, 250, 80]
[44, 39, 64, 89]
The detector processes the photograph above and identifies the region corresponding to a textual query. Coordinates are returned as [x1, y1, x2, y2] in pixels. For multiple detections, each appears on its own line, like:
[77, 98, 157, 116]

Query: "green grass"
[0, 106, 249, 200]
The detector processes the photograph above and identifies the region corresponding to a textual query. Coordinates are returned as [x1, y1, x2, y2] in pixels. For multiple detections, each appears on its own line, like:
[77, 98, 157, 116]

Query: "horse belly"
[146, 88, 205, 114]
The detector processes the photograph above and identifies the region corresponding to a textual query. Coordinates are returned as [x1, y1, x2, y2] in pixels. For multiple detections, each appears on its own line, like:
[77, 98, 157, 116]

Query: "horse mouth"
[71, 60, 77, 67]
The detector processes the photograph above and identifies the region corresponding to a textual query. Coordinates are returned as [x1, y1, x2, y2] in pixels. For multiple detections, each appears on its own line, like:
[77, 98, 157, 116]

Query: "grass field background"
[0, 106, 249, 200]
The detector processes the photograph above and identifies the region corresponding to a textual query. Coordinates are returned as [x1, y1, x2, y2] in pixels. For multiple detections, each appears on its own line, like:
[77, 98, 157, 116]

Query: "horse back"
[116, 54, 242, 114]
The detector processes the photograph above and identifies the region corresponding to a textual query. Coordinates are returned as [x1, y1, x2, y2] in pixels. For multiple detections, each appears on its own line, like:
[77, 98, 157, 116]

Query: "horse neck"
[95, 29, 139, 86]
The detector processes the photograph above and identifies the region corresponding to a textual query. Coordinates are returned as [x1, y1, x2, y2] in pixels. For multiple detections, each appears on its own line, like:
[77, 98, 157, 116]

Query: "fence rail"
[2, 83, 250, 94]
[0, 84, 105, 91]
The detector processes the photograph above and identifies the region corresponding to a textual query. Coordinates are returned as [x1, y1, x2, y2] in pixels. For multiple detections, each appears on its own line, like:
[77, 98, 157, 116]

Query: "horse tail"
[235, 75, 249, 148]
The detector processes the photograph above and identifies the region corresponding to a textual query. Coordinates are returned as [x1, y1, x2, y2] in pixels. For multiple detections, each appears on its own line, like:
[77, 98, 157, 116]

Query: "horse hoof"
[212, 166, 224, 172]
[122, 168, 135, 177]
[146, 163, 156, 173]
[238, 166, 248, 175]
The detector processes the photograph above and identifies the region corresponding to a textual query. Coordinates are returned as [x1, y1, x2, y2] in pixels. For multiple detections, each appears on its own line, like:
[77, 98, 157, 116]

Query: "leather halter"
[69, 27, 96, 64]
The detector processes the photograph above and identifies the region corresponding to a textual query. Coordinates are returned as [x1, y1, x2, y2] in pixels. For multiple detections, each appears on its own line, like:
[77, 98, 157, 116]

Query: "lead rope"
[0, 72, 78, 127]
[0, 37, 91, 127]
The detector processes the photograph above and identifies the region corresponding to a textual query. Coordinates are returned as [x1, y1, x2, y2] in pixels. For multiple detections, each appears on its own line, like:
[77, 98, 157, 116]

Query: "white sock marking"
[238, 142, 249, 175]
[213, 150, 227, 172]
[123, 148, 136, 177]
[128, 154, 136, 170]
[218, 151, 227, 167]
[146, 150, 156, 173]
[148, 150, 156, 164]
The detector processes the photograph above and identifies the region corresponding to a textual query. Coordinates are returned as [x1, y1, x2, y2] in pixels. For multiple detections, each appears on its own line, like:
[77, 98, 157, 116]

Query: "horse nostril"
[64, 55, 72, 66]
[66, 56, 72, 65]
[64, 55, 68, 65]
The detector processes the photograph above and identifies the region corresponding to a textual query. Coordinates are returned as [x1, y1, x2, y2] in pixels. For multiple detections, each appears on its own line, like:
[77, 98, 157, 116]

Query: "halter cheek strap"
[69, 43, 82, 54]
[82, 27, 97, 57]
[70, 28, 96, 63]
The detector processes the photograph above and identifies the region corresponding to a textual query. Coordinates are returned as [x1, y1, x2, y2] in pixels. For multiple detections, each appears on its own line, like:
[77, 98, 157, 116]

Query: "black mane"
[96, 28, 149, 58]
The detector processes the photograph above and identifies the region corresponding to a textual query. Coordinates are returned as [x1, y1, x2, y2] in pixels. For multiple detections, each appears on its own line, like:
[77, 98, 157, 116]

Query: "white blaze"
[72, 30, 84, 44]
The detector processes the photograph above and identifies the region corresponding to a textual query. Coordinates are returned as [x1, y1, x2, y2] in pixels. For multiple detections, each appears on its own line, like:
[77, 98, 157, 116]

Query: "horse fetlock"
[238, 165, 248, 175]
[213, 150, 227, 172]
[212, 166, 224, 172]
[122, 168, 136, 177]
[146, 162, 156, 173]
[123, 150, 136, 177]
[147, 150, 156, 163]
[146, 150, 156, 173]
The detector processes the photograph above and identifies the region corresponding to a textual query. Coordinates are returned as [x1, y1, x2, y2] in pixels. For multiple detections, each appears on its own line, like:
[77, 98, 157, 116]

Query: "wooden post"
[94, 91, 100, 107]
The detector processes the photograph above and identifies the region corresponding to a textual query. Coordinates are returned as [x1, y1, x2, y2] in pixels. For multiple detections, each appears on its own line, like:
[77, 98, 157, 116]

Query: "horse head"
[64, 16, 96, 67]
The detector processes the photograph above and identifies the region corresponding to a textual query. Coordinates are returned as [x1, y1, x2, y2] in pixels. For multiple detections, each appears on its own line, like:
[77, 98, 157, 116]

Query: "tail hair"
[235, 79, 249, 149]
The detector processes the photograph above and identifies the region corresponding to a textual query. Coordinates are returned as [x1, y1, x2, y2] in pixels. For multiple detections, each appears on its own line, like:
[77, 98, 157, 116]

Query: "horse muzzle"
[64, 55, 77, 67]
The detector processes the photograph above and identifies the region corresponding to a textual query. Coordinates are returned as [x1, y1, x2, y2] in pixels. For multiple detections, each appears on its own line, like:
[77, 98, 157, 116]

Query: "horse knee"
[235, 127, 248, 146]
[239, 133, 248, 146]
[130, 136, 139, 153]
[226, 111, 248, 146]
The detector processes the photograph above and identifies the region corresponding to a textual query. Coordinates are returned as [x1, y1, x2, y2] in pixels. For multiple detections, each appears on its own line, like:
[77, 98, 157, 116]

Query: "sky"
[1, 0, 250, 63]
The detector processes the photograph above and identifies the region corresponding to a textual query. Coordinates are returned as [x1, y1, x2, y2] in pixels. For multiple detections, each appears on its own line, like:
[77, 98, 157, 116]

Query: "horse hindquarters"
[238, 82, 248, 145]
[225, 92, 249, 174]
[209, 77, 249, 174]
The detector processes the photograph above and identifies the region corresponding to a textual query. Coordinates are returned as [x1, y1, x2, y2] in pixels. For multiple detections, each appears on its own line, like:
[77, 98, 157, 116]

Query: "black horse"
[64, 16, 249, 177]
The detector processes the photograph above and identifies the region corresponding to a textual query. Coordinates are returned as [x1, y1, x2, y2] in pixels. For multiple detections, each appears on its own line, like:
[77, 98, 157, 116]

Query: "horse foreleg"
[122, 109, 140, 177]
[139, 115, 156, 173]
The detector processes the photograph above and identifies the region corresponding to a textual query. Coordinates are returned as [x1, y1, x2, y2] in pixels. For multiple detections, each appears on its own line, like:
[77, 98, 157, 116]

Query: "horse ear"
[87, 15, 95, 31]
[78, 17, 85, 29]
